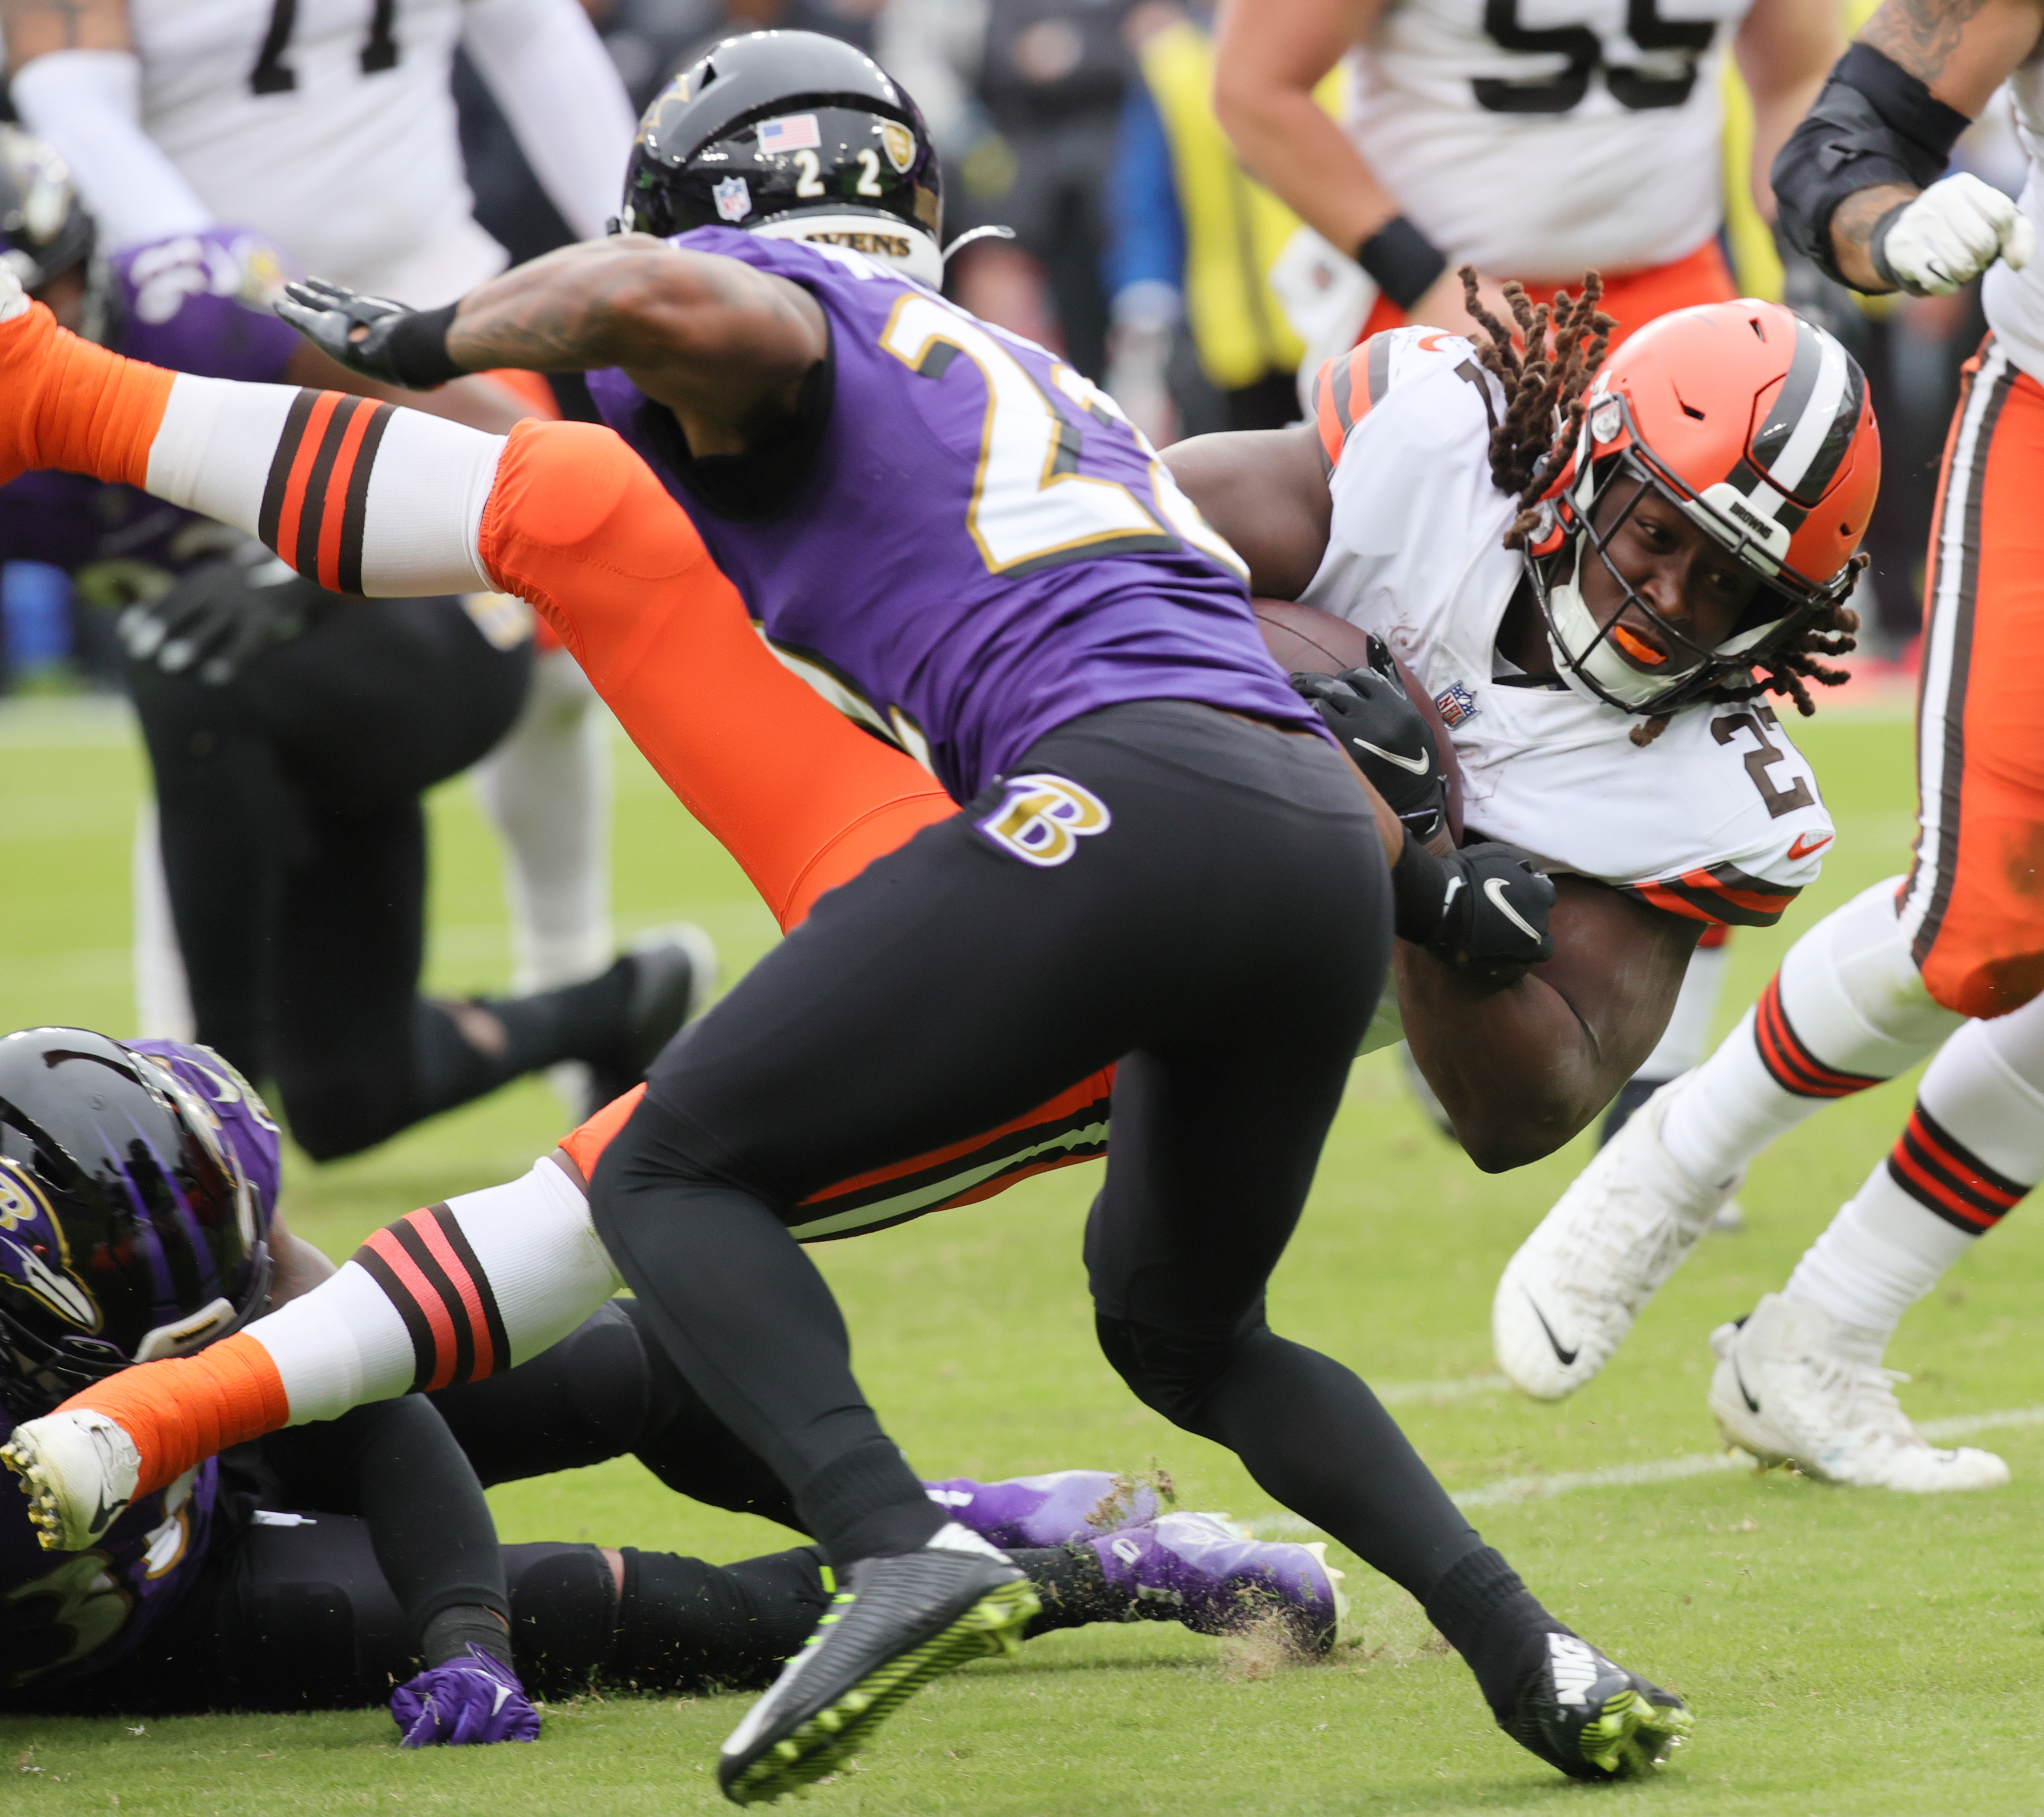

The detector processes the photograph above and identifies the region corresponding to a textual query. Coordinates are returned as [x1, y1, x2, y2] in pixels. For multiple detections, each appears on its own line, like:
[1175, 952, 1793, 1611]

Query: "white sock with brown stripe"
[243, 1159, 624, 1424]
[1660, 878, 1963, 1185]
[1786, 992, 2044, 1339]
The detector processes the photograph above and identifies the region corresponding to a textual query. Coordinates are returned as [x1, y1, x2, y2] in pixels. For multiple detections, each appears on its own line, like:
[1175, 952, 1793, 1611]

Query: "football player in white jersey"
[1173, 282, 1875, 1166]
[2, 0, 638, 1063]
[1210, 0, 1839, 347]
[1490, 0, 2044, 1493]
[1211, 0, 1844, 1145]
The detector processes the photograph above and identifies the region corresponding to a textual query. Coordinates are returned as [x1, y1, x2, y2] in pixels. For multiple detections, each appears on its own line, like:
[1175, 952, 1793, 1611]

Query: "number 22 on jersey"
[878, 294, 1243, 580]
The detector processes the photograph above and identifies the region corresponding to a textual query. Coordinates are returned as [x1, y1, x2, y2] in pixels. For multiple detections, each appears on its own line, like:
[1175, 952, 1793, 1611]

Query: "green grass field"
[4, 696, 2041, 1816]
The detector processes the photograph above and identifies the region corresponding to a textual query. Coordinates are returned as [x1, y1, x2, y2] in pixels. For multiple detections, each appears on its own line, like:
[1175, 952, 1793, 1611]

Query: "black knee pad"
[1095, 1311, 1255, 1434]
[504, 1541, 618, 1700]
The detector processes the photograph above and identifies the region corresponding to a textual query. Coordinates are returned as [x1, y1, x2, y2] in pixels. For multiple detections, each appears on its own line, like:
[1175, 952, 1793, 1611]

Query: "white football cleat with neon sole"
[0, 1407, 142, 1552]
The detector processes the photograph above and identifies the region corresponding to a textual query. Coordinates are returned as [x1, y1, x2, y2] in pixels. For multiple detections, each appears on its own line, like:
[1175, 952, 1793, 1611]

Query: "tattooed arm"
[1824, 0, 2043, 288]
[0, 0, 131, 61]
[445, 236, 828, 456]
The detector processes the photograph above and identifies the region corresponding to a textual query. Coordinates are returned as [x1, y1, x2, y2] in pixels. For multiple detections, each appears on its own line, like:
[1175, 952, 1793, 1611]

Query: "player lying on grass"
[0, 64, 1704, 1799]
[0, 1029, 1349, 1724]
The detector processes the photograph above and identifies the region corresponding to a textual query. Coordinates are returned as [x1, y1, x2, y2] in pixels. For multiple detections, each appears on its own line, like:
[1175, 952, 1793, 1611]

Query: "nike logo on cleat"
[1351, 737, 1429, 775]
[89, 1491, 129, 1535]
[1525, 1294, 1579, 1367]
[1733, 1356, 1762, 1415]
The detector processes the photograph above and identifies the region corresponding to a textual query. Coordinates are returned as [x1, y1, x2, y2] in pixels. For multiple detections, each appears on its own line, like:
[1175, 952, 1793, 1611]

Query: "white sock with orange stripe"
[1660, 878, 1963, 1185]
[1786, 992, 2044, 1339]
[61, 1158, 623, 1500]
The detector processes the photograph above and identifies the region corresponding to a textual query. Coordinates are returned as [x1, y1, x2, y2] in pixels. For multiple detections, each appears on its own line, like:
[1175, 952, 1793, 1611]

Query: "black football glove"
[119, 547, 333, 686]
[275, 277, 463, 389]
[1292, 636, 1446, 844]
[1392, 835, 1556, 987]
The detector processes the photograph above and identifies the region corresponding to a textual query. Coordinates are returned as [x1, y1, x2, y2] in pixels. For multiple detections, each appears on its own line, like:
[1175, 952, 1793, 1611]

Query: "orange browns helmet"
[1525, 299, 1879, 716]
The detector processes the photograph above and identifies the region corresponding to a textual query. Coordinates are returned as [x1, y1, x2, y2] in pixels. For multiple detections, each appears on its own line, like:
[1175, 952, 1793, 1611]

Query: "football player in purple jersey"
[0, 1028, 1350, 1726]
[263, 30, 1684, 1798]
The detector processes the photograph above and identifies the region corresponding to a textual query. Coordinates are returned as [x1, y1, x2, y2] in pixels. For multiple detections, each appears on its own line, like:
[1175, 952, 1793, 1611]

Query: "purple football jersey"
[0, 230, 299, 586]
[0, 1428, 219, 1689]
[111, 230, 302, 386]
[585, 229, 1320, 801]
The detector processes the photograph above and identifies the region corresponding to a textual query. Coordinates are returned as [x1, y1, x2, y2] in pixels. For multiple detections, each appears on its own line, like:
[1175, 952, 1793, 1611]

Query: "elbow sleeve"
[1773, 43, 1971, 284]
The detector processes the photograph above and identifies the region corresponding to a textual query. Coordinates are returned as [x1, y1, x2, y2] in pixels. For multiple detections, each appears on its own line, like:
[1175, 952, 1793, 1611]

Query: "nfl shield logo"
[713, 176, 752, 223]
[1434, 681, 1478, 727]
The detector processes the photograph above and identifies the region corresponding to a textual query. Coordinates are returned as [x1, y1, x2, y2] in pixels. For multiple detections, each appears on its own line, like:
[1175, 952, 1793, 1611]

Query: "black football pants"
[129, 598, 533, 1159]
[592, 700, 1487, 1600]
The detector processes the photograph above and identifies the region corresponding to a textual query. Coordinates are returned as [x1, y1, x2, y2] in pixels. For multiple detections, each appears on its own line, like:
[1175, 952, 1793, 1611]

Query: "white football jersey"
[1345, 0, 1751, 280]
[129, 0, 503, 302]
[1298, 326, 1835, 928]
[1981, 56, 2044, 388]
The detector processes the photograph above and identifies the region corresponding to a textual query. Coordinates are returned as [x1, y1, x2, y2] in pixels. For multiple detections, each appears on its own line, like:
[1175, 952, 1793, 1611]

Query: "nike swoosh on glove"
[1291, 637, 1447, 843]
[390, 1647, 540, 1747]
[1393, 837, 1557, 988]
[1875, 172, 2034, 297]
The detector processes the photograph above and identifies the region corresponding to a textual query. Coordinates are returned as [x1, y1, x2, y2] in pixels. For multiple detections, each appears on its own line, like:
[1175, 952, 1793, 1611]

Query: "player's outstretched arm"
[1774, 0, 2043, 293]
[1399, 882, 1701, 1171]
[281, 235, 829, 459]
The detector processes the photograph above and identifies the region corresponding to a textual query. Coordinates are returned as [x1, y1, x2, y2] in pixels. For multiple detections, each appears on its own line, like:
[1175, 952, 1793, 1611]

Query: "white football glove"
[0, 262, 27, 322]
[1876, 172, 2035, 297]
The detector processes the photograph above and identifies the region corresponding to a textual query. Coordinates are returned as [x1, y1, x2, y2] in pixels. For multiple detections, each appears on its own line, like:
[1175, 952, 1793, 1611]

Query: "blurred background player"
[1207, 0, 1843, 1150]
[1099, 3, 1329, 446]
[1490, 0, 2044, 1495]
[0, 129, 703, 1159]
[0, 0, 639, 1066]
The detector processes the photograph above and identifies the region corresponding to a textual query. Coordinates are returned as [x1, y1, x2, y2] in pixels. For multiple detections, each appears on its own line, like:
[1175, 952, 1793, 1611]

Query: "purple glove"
[390, 1647, 540, 1747]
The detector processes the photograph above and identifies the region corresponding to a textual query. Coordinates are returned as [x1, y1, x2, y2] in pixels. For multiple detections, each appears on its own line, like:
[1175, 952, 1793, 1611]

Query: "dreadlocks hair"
[1456, 266, 1863, 748]
[1459, 265, 1613, 543]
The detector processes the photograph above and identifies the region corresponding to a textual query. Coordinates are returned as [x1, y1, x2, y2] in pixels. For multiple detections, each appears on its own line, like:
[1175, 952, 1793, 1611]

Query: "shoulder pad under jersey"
[1308, 326, 1505, 471]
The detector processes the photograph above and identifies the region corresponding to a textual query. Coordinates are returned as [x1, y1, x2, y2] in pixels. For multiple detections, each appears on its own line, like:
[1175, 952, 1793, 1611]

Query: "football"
[1253, 598, 1464, 844]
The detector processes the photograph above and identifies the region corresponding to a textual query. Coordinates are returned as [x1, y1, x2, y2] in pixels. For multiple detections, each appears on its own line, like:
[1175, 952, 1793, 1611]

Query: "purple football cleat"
[1090, 1512, 1349, 1653]
[390, 1648, 540, 1747]
[923, 1468, 1169, 1548]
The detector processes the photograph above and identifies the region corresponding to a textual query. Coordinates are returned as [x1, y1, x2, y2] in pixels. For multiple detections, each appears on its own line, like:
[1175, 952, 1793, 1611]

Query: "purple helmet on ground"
[0, 1028, 274, 1417]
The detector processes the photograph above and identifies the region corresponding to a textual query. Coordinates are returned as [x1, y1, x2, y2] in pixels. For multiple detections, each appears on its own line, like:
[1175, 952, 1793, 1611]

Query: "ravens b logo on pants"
[975, 775, 1111, 868]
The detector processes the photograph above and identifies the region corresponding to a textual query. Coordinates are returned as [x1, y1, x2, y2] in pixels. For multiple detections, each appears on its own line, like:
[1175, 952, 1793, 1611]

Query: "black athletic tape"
[1357, 216, 1449, 312]
[383, 301, 464, 390]
[1773, 44, 1971, 287]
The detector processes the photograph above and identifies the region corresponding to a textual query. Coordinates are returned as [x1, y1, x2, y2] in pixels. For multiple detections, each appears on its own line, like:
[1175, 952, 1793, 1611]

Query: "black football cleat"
[1506, 1632, 1692, 1780]
[716, 1532, 1039, 1806]
[581, 923, 717, 1111]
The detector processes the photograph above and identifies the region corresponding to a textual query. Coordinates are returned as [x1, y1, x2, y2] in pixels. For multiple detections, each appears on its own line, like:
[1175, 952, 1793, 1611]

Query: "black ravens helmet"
[0, 1029, 271, 1418]
[620, 30, 944, 287]
[0, 125, 95, 295]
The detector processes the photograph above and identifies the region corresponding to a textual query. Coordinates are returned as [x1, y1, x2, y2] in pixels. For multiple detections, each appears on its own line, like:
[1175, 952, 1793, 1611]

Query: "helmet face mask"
[0, 1030, 273, 1419]
[1526, 301, 1877, 718]
[621, 32, 945, 288]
